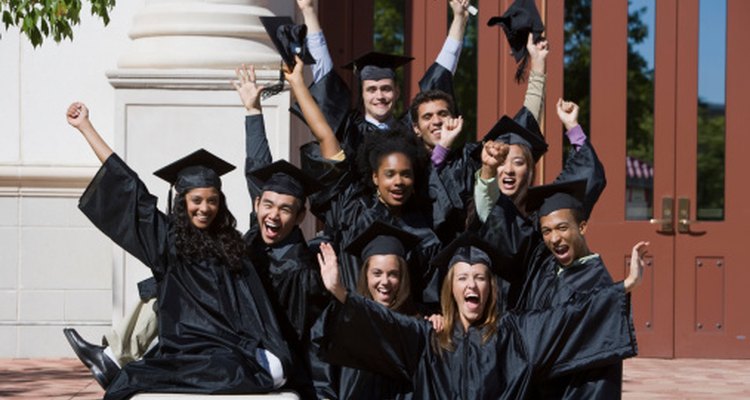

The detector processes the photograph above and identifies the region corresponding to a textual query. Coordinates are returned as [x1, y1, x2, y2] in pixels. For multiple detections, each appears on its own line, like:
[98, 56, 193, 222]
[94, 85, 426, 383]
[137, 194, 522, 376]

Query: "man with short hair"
[295, 0, 471, 158]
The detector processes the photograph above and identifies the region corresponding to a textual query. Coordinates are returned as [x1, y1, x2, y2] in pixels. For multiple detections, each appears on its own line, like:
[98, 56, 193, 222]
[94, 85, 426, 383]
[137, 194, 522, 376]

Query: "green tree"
[696, 101, 725, 220]
[1, 0, 115, 47]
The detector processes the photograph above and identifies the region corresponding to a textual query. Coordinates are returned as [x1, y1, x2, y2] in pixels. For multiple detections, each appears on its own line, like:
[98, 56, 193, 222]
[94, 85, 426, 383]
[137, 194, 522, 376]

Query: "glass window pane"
[451, 2, 477, 141]
[563, 0, 592, 139]
[373, 0, 406, 115]
[696, 0, 726, 221]
[625, 0, 656, 220]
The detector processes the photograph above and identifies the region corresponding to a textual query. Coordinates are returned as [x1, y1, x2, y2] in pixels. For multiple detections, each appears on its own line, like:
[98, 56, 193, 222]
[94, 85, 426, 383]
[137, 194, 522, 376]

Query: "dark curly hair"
[356, 127, 430, 208]
[172, 190, 246, 273]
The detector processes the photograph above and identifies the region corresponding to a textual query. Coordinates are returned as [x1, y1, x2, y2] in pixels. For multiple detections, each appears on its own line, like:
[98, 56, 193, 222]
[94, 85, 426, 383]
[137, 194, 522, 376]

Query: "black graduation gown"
[478, 141, 620, 399]
[429, 141, 482, 244]
[243, 113, 331, 397]
[313, 285, 637, 400]
[301, 143, 443, 307]
[79, 154, 292, 400]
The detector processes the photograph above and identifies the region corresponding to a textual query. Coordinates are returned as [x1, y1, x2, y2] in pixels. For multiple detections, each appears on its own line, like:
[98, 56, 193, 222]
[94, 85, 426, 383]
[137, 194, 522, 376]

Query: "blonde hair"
[356, 255, 412, 314]
[436, 263, 499, 352]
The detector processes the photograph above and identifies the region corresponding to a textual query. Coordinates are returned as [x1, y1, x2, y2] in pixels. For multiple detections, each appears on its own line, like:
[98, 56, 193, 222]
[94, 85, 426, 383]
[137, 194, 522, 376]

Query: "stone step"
[131, 392, 300, 400]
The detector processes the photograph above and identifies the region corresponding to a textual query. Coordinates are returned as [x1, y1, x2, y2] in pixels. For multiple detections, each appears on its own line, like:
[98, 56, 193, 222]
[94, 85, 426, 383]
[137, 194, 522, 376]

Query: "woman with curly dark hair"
[66, 102, 291, 400]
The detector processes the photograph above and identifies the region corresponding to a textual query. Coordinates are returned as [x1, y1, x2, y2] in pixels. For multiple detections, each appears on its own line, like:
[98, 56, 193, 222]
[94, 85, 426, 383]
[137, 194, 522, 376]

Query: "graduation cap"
[153, 148, 235, 212]
[487, 0, 545, 82]
[430, 232, 500, 277]
[483, 114, 548, 161]
[343, 51, 414, 82]
[525, 179, 587, 217]
[345, 220, 421, 261]
[249, 160, 322, 202]
[260, 16, 316, 68]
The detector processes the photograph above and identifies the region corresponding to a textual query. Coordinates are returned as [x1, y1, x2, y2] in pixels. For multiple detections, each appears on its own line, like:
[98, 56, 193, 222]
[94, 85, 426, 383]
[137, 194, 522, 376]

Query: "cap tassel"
[166, 186, 174, 215]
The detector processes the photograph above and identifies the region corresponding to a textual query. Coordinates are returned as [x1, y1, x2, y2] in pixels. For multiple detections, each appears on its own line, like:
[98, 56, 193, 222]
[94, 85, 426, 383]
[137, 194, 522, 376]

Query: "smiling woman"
[66, 102, 292, 399]
[314, 232, 643, 399]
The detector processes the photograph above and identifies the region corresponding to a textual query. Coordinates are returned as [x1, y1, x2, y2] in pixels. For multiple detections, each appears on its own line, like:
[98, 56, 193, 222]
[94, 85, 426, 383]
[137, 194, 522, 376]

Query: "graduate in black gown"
[312, 221, 440, 399]
[485, 180, 648, 400]
[232, 64, 330, 398]
[312, 233, 646, 400]
[295, 0, 472, 159]
[284, 56, 443, 310]
[66, 102, 292, 400]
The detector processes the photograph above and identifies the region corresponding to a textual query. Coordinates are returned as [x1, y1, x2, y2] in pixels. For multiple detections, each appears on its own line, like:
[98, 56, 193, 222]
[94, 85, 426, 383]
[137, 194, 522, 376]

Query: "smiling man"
[295, 0, 471, 161]
[479, 179, 624, 399]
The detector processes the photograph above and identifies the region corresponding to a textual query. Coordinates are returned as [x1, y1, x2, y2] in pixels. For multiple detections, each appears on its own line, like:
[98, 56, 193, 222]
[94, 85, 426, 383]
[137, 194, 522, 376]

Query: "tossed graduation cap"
[260, 16, 316, 68]
[345, 220, 421, 261]
[525, 179, 587, 217]
[343, 51, 414, 81]
[484, 114, 548, 161]
[153, 148, 235, 212]
[487, 0, 545, 82]
[430, 232, 500, 276]
[249, 160, 322, 201]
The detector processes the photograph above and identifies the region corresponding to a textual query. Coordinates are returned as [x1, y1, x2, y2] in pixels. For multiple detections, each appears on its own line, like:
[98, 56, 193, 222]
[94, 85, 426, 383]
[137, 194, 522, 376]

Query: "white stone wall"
[0, 0, 300, 357]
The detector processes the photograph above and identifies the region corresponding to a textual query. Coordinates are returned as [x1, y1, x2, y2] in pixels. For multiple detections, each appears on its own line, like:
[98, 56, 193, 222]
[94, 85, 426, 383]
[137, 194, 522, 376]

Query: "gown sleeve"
[244, 114, 272, 200]
[478, 193, 540, 284]
[299, 141, 356, 221]
[504, 283, 637, 380]
[290, 70, 353, 137]
[552, 139, 606, 219]
[312, 293, 430, 382]
[78, 153, 170, 278]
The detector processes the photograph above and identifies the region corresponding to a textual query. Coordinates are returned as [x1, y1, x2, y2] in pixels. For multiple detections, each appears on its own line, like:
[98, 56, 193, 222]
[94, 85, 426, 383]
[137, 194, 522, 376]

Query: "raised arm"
[234, 64, 272, 199]
[553, 98, 606, 218]
[69, 103, 169, 274]
[474, 141, 507, 223]
[625, 241, 649, 293]
[524, 33, 549, 122]
[297, 0, 332, 83]
[317, 242, 347, 304]
[67, 102, 113, 163]
[285, 56, 342, 159]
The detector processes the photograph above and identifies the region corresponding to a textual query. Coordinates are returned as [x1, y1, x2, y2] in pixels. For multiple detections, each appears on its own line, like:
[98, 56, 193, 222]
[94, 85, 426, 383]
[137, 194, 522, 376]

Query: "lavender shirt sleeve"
[565, 125, 587, 150]
[431, 144, 450, 168]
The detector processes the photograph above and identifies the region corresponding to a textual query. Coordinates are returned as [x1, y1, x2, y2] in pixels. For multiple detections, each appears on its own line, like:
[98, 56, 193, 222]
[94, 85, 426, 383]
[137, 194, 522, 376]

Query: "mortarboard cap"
[430, 232, 500, 278]
[488, 0, 544, 62]
[345, 220, 421, 261]
[260, 16, 316, 68]
[343, 51, 414, 81]
[249, 160, 322, 201]
[487, 0, 545, 82]
[153, 148, 235, 195]
[483, 114, 548, 161]
[525, 179, 587, 217]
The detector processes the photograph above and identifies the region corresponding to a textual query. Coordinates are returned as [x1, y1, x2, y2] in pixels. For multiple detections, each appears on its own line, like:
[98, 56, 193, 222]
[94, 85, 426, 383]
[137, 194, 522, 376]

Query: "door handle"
[677, 197, 696, 233]
[649, 197, 674, 233]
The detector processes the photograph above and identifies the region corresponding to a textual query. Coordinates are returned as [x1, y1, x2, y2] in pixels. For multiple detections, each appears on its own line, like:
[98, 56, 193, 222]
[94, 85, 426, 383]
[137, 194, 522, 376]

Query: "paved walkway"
[1, 357, 750, 399]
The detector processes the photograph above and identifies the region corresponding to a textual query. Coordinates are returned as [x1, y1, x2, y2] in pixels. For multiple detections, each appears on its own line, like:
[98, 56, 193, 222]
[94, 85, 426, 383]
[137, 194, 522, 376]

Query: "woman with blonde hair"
[313, 233, 647, 399]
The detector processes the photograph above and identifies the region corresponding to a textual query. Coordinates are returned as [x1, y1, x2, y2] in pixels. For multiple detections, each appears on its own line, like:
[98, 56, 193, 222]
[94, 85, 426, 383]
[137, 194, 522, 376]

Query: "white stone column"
[118, 0, 281, 69]
[107, 0, 294, 320]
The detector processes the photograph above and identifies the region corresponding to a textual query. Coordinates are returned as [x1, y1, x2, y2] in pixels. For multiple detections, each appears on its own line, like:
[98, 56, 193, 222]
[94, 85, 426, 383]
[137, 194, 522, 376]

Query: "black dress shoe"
[63, 328, 121, 389]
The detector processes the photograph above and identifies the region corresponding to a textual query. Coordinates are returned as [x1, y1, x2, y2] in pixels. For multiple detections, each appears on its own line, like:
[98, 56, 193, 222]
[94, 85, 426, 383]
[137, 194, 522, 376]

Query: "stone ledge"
[131, 392, 300, 399]
[0, 165, 97, 196]
[107, 68, 286, 90]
